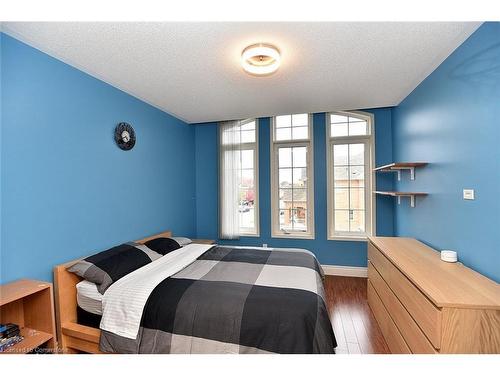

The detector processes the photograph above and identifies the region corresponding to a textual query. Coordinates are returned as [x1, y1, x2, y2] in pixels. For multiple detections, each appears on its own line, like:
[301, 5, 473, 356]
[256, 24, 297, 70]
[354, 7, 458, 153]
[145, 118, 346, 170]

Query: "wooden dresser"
[367, 236, 500, 354]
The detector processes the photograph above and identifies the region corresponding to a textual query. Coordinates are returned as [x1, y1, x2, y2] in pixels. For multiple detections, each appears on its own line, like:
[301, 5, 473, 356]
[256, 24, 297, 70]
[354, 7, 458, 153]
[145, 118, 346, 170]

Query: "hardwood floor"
[325, 275, 390, 354]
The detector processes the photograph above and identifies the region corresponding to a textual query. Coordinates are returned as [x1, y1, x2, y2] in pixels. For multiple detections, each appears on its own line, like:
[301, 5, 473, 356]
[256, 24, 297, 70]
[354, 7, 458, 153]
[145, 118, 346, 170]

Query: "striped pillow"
[68, 242, 162, 294]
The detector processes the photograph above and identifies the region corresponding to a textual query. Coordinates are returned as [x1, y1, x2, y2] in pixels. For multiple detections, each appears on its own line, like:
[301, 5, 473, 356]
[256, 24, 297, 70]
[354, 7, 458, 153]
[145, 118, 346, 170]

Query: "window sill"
[218, 233, 260, 240]
[239, 233, 260, 238]
[271, 233, 315, 240]
[328, 235, 368, 242]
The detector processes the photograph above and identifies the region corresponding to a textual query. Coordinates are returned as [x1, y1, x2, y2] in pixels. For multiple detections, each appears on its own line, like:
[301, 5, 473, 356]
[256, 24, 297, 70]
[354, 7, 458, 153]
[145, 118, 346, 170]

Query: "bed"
[53, 230, 336, 354]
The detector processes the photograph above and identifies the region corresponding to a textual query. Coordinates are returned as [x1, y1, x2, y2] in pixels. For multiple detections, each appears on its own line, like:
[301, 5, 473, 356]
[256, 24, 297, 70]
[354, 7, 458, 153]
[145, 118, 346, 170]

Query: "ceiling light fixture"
[241, 43, 281, 76]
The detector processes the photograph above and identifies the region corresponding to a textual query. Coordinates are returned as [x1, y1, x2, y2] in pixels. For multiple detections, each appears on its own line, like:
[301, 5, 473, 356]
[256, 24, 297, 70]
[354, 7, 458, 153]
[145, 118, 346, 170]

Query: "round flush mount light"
[241, 43, 281, 76]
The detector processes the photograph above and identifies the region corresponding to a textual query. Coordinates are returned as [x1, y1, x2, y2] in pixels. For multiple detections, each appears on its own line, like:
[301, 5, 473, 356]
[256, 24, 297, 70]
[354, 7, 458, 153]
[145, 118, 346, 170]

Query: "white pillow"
[172, 237, 192, 246]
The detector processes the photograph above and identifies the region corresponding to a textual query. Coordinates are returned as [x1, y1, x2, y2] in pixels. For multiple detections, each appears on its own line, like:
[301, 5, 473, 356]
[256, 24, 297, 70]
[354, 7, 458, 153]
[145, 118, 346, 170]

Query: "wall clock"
[114, 122, 136, 151]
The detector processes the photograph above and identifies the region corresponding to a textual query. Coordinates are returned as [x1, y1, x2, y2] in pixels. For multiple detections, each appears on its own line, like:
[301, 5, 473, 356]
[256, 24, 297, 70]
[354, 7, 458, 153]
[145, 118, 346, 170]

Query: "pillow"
[144, 237, 182, 255]
[68, 242, 161, 294]
[171, 237, 192, 246]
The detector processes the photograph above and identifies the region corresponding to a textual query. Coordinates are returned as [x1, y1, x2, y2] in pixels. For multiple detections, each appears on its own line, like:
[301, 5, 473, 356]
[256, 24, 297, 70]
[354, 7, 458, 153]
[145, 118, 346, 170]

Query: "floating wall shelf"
[374, 191, 428, 208]
[373, 162, 428, 181]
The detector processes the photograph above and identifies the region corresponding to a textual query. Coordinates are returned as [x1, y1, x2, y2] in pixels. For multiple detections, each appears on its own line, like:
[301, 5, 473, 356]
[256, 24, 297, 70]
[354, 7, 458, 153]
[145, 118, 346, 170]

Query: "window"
[219, 119, 259, 238]
[271, 114, 314, 238]
[327, 111, 374, 240]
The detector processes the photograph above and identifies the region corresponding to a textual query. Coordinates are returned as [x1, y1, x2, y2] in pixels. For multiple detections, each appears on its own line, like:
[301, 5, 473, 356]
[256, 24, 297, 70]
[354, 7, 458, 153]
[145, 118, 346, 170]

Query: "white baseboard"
[321, 264, 368, 278]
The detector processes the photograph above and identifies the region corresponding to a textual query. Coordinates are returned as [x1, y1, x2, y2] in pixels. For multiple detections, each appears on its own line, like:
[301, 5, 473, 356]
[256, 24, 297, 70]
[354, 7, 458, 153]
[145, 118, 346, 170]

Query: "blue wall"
[0, 33, 197, 283]
[194, 109, 395, 267]
[392, 22, 500, 282]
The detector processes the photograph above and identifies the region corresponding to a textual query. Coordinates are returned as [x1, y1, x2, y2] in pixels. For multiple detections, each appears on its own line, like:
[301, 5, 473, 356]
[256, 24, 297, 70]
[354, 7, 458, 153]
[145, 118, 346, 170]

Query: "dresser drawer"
[368, 242, 442, 348]
[368, 262, 437, 353]
[367, 281, 411, 354]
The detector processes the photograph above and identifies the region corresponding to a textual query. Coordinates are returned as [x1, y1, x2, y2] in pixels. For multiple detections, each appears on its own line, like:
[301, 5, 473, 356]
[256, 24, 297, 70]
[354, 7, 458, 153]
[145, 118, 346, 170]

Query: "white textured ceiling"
[2, 22, 481, 123]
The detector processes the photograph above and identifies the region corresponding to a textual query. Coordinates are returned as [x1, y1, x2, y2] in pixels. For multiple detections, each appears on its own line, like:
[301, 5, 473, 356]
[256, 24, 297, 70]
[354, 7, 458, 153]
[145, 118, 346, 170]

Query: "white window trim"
[218, 118, 260, 237]
[270, 114, 315, 239]
[326, 111, 376, 241]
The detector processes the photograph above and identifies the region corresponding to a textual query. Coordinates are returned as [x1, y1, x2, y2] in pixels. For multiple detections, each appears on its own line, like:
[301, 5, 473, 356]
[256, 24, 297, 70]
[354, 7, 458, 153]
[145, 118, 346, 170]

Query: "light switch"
[463, 189, 475, 200]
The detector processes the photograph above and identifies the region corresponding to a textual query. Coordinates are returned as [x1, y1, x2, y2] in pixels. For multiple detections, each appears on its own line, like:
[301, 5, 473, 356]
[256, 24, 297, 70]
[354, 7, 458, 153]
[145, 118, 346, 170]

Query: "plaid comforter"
[100, 245, 336, 354]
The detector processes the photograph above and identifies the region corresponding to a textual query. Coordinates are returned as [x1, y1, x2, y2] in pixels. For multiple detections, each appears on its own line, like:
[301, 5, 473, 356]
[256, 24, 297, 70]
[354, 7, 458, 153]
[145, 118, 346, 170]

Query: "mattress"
[76, 279, 103, 316]
[74, 245, 295, 317]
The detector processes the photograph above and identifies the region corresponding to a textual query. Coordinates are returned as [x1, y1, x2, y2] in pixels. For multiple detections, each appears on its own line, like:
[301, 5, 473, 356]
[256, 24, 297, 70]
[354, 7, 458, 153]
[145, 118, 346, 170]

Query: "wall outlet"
[463, 189, 475, 200]
[262, 243, 268, 248]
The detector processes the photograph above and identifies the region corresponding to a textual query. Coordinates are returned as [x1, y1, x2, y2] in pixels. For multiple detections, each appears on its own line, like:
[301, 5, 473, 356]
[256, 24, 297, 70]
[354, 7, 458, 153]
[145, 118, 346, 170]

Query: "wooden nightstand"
[0, 279, 57, 354]
[191, 239, 216, 245]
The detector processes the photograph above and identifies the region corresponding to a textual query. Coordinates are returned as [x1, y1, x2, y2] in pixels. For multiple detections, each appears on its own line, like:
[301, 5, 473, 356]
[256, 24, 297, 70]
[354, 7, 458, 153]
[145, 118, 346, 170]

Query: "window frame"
[270, 114, 315, 239]
[218, 118, 260, 237]
[326, 111, 375, 241]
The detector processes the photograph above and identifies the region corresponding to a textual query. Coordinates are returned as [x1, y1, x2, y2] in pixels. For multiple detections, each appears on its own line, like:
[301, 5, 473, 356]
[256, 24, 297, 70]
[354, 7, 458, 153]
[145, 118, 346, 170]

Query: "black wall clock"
[114, 122, 136, 151]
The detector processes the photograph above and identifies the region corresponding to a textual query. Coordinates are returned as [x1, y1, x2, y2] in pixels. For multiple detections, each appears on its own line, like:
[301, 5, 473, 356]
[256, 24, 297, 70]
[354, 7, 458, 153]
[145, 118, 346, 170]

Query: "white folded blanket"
[100, 243, 213, 339]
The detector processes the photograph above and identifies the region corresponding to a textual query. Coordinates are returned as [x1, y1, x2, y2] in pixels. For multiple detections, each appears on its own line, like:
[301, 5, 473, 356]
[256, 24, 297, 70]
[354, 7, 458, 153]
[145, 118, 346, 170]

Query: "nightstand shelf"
[1, 328, 53, 354]
[0, 279, 57, 354]
[191, 239, 216, 245]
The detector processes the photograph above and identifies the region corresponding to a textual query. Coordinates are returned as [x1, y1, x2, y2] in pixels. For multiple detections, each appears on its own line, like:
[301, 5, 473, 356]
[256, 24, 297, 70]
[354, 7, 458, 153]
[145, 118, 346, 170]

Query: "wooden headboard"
[134, 230, 172, 244]
[52, 230, 171, 353]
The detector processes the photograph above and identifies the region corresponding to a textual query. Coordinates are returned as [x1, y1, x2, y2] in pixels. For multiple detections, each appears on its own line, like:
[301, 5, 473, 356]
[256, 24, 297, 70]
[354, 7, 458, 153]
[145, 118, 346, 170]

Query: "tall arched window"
[327, 111, 375, 240]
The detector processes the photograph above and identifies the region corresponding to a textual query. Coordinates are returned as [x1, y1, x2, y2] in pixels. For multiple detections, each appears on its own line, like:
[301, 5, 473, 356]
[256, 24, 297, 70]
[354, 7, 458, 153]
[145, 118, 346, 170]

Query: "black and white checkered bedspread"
[100, 245, 337, 354]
